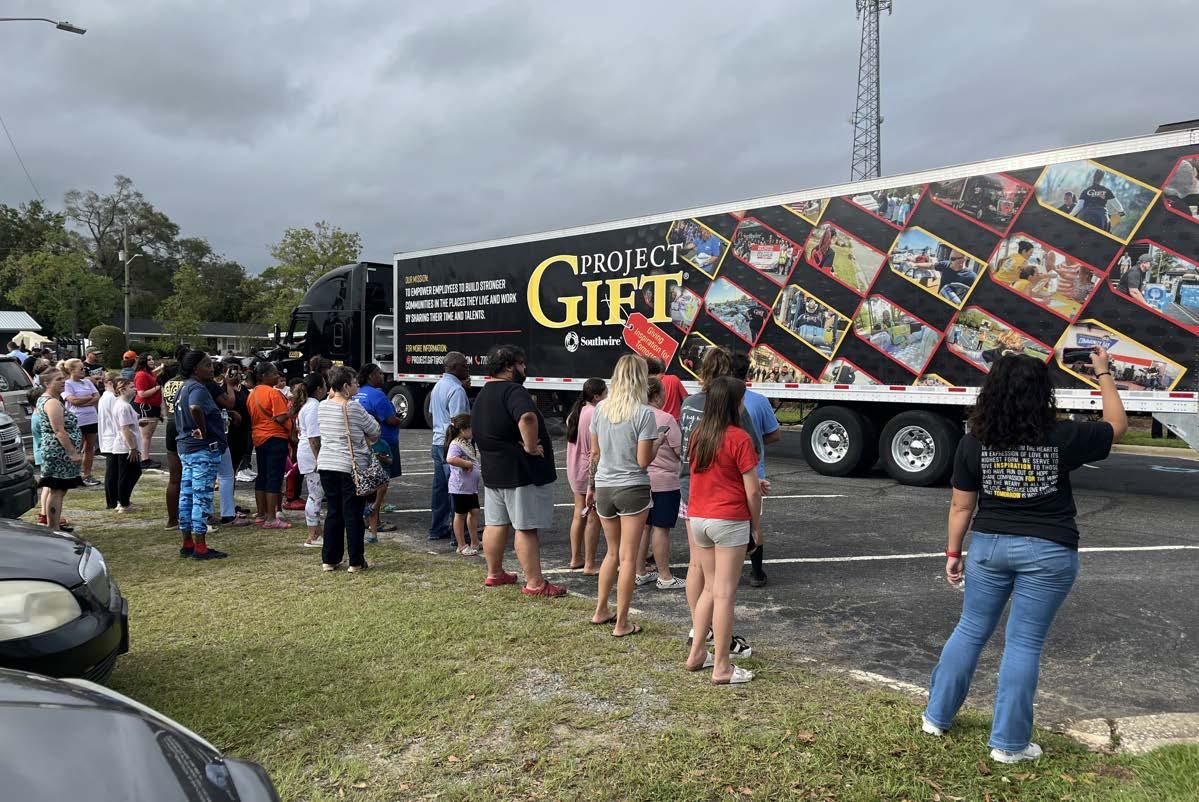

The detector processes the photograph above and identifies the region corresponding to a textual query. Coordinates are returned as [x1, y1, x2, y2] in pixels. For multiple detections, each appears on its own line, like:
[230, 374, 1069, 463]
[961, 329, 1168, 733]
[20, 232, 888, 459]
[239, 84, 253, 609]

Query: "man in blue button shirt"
[429, 351, 471, 540]
[731, 352, 782, 587]
[354, 364, 402, 534]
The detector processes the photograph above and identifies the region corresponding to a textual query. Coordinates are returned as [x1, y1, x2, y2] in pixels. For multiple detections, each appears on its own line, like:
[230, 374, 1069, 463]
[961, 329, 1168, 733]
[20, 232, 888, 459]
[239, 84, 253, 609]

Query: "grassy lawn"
[39, 474, 1199, 801]
[1115, 430, 1192, 449]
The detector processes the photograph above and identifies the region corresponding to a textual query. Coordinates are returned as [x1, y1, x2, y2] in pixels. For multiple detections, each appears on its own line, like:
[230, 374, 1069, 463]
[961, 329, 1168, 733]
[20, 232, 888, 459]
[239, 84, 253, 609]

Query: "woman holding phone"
[922, 348, 1126, 763]
[586, 356, 667, 637]
[682, 376, 762, 685]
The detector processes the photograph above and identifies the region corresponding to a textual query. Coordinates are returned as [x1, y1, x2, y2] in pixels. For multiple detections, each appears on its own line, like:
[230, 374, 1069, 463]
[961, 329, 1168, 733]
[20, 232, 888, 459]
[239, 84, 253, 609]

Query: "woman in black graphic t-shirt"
[922, 349, 1127, 765]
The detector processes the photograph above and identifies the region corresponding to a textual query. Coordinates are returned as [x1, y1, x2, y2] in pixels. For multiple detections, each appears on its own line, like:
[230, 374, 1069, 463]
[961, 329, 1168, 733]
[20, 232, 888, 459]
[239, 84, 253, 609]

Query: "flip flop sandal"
[686, 652, 715, 672]
[712, 666, 754, 686]
[612, 624, 643, 638]
[590, 614, 617, 626]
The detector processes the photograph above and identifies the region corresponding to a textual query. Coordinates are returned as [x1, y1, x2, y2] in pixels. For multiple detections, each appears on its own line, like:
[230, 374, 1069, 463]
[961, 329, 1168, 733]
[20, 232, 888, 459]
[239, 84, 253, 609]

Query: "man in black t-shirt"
[1073, 169, 1125, 232]
[1116, 253, 1150, 303]
[471, 344, 565, 597]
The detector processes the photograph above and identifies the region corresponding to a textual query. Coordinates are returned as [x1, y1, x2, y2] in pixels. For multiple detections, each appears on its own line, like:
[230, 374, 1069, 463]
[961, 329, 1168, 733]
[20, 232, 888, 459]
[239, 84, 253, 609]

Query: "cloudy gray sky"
[1, 0, 1192, 271]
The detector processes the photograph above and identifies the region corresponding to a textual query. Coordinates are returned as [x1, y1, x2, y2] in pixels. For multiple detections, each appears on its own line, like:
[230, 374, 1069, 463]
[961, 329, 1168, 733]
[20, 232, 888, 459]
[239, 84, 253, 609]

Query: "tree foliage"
[157, 264, 206, 345]
[251, 221, 362, 327]
[1, 251, 121, 337]
[88, 325, 127, 369]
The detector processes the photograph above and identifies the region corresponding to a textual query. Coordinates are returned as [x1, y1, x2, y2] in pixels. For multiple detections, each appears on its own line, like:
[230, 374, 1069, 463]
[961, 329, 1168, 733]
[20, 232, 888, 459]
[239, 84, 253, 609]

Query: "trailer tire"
[879, 411, 960, 486]
[388, 384, 418, 430]
[801, 406, 878, 477]
[423, 392, 435, 429]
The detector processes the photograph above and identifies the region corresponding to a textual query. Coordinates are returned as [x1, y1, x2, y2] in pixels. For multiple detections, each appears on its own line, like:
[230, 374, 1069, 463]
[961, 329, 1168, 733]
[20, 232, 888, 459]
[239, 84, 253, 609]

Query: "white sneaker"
[302, 538, 324, 548]
[990, 743, 1043, 764]
[921, 716, 945, 736]
[656, 576, 686, 590]
[634, 571, 659, 586]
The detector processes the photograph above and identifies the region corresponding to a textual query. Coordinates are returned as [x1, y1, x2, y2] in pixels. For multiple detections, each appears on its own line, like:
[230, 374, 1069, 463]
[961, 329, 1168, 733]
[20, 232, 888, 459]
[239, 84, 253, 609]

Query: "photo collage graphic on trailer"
[658, 147, 1198, 392]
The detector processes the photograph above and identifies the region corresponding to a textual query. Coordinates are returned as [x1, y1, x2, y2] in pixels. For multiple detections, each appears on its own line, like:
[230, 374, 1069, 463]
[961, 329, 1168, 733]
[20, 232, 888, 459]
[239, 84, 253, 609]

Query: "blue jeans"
[924, 532, 1079, 752]
[179, 448, 222, 537]
[428, 444, 452, 538]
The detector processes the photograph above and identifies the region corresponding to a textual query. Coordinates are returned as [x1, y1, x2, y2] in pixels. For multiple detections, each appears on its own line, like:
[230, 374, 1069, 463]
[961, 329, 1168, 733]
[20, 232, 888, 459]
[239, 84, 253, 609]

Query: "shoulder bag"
[342, 402, 389, 497]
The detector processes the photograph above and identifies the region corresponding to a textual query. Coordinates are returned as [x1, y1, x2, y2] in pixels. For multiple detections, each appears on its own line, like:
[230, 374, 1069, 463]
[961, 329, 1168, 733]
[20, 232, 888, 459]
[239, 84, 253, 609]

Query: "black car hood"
[0, 519, 85, 585]
[0, 670, 245, 802]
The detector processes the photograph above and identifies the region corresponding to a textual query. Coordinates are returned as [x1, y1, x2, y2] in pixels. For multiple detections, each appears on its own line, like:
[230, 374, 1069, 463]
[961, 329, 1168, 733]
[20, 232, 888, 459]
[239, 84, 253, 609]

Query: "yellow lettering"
[581, 280, 604, 325]
[640, 272, 683, 323]
[606, 277, 639, 325]
[527, 255, 581, 328]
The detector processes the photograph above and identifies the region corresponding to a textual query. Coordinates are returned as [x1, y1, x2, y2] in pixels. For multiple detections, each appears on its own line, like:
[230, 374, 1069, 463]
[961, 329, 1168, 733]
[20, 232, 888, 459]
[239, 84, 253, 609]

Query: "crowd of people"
[19, 333, 1132, 762]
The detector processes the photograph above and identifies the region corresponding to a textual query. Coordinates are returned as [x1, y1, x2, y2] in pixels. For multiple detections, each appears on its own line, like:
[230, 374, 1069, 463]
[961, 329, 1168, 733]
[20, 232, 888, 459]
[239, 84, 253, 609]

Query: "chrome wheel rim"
[891, 425, 934, 472]
[811, 420, 850, 464]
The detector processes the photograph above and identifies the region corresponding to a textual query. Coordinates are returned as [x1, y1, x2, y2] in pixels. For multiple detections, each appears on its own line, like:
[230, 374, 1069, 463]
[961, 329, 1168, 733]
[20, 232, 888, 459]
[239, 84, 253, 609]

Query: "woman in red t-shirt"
[684, 376, 762, 685]
[133, 354, 163, 469]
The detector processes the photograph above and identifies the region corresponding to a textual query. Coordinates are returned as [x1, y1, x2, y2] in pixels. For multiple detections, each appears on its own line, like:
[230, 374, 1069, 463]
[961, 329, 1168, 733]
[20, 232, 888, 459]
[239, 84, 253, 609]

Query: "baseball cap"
[1137, 254, 1151, 264]
[86, 346, 102, 355]
[123, 350, 138, 360]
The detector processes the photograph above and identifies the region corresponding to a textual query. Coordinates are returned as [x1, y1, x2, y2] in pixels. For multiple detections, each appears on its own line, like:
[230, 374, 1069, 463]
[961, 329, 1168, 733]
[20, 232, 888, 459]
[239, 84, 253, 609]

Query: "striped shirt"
[316, 399, 380, 474]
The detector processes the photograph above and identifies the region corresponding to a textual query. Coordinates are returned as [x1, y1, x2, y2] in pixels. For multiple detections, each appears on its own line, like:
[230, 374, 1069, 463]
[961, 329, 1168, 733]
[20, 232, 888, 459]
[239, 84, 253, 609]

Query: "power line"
[0, 109, 44, 201]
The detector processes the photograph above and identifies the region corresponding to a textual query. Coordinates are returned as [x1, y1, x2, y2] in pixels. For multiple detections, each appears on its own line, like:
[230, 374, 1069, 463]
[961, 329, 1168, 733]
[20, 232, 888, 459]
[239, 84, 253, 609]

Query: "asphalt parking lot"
[362, 429, 1198, 728]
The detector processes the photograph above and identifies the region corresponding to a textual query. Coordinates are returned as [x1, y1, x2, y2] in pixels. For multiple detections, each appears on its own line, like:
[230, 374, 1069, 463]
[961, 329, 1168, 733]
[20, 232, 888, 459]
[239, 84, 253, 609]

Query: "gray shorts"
[484, 483, 554, 532]
[689, 516, 751, 548]
[594, 484, 652, 519]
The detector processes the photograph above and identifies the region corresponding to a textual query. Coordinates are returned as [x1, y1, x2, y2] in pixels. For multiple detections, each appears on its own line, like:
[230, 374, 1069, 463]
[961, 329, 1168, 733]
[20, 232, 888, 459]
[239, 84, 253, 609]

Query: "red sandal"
[484, 571, 518, 587]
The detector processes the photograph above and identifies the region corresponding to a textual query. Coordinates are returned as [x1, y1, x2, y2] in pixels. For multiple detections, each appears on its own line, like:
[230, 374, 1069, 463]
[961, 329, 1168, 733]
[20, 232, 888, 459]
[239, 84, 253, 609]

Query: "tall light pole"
[0, 17, 86, 34]
[119, 227, 142, 342]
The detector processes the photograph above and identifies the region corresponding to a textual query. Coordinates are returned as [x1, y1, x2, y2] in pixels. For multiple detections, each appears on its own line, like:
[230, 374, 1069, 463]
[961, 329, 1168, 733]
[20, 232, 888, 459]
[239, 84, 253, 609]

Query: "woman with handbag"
[316, 366, 382, 573]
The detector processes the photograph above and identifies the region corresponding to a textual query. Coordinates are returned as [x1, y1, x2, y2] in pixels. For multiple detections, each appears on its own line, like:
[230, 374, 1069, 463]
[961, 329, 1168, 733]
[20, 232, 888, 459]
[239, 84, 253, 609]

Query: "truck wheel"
[388, 385, 418, 429]
[879, 411, 960, 486]
[801, 406, 878, 477]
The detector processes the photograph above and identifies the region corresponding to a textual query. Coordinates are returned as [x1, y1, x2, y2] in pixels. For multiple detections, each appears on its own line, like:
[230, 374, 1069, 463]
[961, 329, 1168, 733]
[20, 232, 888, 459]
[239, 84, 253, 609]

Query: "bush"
[87, 325, 126, 369]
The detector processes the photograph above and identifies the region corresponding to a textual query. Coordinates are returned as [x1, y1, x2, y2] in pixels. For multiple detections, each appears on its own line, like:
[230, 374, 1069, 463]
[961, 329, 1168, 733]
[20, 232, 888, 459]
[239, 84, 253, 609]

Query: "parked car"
[0, 411, 37, 518]
[0, 354, 34, 441]
[0, 518, 127, 681]
[0, 668, 281, 801]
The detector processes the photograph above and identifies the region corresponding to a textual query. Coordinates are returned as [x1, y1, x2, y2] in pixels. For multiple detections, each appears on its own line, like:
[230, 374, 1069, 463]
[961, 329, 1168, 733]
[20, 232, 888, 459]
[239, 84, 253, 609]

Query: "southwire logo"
[564, 332, 621, 350]
[564, 332, 580, 352]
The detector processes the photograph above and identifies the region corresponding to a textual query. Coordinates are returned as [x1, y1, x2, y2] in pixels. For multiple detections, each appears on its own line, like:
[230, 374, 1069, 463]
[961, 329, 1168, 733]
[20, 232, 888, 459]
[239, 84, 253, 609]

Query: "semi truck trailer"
[280, 128, 1199, 486]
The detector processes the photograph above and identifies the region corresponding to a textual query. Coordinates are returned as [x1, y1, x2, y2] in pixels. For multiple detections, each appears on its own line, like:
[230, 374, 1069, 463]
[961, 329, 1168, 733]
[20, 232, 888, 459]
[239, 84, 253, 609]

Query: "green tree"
[64, 175, 182, 317]
[0, 200, 70, 265]
[88, 325, 127, 369]
[249, 221, 362, 326]
[1, 251, 120, 336]
[157, 264, 205, 344]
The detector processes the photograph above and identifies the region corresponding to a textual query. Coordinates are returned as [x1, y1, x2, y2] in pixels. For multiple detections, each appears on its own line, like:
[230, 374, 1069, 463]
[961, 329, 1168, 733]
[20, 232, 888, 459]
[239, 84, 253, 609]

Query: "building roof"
[122, 318, 272, 339]
[0, 311, 41, 332]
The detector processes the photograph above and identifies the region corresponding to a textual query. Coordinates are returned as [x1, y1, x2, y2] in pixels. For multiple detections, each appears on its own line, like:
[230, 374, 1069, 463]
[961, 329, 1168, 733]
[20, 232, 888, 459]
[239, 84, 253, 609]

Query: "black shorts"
[165, 419, 178, 454]
[137, 404, 162, 421]
[647, 489, 681, 529]
[255, 436, 289, 491]
[451, 493, 479, 514]
[79, 423, 98, 436]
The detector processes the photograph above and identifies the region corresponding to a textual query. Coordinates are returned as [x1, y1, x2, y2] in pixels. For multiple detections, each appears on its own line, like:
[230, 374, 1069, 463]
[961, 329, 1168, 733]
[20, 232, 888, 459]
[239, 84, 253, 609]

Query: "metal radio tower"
[849, 0, 891, 180]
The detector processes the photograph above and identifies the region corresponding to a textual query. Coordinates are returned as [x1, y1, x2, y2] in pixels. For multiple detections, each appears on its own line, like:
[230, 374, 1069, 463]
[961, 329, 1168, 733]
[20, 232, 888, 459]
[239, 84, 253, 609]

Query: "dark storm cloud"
[0, 0, 1192, 271]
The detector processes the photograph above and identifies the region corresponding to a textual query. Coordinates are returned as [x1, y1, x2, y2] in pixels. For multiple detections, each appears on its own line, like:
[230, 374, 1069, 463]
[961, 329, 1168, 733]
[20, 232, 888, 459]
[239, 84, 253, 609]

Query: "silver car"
[0, 356, 33, 443]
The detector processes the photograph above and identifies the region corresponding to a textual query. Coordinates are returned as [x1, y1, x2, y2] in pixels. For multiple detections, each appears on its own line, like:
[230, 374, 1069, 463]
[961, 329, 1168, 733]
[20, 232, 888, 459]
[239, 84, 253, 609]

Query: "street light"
[0, 18, 87, 34]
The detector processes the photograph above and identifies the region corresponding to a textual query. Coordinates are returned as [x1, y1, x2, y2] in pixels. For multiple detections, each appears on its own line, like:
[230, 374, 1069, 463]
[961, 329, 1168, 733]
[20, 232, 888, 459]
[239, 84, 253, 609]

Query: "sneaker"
[366, 533, 378, 544]
[302, 538, 324, 548]
[347, 562, 369, 574]
[921, 716, 945, 737]
[990, 743, 1043, 764]
[729, 635, 753, 660]
[656, 576, 686, 590]
[193, 548, 229, 561]
[381, 503, 399, 513]
[635, 571, 659, 587]
[321, 562, 339, 572]
[685, 627, 714, 647]
[180, 546, 194, 558]
[116, 504, 140, 514]
[81, 476, 100, 487]
[522, 581, 567, 598]
[459, 546, 479, 556]
[748, 568, 768, 588]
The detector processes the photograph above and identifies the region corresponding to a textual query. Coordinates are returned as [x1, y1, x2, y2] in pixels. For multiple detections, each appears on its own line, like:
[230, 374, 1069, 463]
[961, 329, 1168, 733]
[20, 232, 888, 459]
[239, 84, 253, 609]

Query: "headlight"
[79, 546, 111, 605]
[0, 580, 82, 641]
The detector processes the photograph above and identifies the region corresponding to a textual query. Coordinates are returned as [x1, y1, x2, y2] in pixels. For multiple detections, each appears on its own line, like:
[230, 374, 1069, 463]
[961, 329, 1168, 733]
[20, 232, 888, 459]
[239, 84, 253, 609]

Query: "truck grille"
[0, 423, 24, 472]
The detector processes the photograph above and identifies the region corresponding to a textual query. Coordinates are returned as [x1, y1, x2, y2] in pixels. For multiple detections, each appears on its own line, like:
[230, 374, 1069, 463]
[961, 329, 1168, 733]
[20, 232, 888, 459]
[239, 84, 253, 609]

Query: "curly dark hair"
[486, 344, 526, 378]
[968, 354, 1057, 448]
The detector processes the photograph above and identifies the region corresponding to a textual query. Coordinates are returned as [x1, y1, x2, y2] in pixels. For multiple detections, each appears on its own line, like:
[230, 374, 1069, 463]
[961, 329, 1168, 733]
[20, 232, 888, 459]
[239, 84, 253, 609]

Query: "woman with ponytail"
[565, 378, 607, 572]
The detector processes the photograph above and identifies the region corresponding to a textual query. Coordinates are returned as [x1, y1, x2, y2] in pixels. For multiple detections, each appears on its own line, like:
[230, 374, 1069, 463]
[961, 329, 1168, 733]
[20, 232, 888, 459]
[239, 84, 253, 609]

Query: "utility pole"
[849, 0, 892, 181]
[119, 226, 141, 342]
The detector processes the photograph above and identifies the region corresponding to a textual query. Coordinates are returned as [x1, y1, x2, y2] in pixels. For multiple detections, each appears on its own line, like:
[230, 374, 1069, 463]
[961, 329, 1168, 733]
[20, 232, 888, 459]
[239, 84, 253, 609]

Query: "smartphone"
[657, 425, 670, 435]
[1061, 346, 1094, 363]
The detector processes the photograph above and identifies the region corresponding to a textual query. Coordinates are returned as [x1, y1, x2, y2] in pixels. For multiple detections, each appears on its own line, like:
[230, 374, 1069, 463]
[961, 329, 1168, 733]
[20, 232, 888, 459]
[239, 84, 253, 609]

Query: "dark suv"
[0, 411, 36, 518]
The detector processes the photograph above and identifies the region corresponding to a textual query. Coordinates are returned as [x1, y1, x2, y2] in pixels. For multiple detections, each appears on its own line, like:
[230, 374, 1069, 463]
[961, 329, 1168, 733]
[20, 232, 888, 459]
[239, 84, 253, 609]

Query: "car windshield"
[0, 360, 32, 392]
